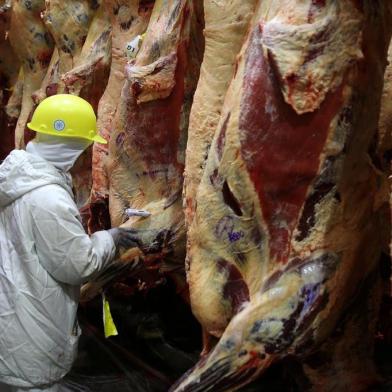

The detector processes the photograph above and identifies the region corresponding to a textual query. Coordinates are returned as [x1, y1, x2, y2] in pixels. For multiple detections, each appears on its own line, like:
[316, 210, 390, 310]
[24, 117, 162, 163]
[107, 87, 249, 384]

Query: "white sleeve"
[29, 185, 116, 285]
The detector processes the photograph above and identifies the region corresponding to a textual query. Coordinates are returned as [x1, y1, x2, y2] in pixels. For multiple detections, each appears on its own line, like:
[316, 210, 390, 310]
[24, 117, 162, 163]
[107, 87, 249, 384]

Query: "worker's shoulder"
[26, 184, 75, 211]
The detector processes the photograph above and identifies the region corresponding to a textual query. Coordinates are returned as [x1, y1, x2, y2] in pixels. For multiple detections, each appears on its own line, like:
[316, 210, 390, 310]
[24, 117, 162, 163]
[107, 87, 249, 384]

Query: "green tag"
[102, 293, 118, 338]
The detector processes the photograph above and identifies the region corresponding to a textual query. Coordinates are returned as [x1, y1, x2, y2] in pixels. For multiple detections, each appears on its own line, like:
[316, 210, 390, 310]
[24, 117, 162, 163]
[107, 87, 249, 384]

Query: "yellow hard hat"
[27, 94, 107, 144]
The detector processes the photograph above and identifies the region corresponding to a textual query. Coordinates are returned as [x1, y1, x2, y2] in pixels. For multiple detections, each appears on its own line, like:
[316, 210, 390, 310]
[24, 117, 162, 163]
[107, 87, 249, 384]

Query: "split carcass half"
[0, 0, 20, 160]
[35, 0, 99, 103]
[379, 37, 392, 171]
[37, 0, 112, 216]
[63, 1, 111, 214]
[183, 0, 258, 353]
[172, 1, 392, 391]
[80, 0, 204, 300]
[8, 0, 54, 149]
[183, 0, 258, 226]
[107, 0, 203, 259]
[378, 36, 392, 347]
[89, 0, 154, 233]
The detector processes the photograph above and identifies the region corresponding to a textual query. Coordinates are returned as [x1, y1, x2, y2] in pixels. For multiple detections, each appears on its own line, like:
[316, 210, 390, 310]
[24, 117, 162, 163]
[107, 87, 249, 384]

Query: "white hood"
[26, 133, 92, 172]
[0, 149, 73, 209]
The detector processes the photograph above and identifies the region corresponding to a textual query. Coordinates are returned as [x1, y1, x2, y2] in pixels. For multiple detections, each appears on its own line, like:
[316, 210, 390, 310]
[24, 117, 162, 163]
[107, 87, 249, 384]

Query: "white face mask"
[26, 134, 93, 172]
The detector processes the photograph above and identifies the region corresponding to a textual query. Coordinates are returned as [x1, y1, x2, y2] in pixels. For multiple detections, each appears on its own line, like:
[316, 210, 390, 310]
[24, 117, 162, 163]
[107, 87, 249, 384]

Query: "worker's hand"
[108, 227, 143, 251]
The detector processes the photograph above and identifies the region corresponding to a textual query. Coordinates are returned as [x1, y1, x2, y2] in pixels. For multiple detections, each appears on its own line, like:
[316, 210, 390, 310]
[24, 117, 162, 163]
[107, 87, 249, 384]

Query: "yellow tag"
[102, 293, 118, 338]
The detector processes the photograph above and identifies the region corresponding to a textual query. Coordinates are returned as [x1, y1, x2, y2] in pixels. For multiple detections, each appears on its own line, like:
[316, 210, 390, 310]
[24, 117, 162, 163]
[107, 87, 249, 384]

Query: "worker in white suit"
[0, 95, 141, 391]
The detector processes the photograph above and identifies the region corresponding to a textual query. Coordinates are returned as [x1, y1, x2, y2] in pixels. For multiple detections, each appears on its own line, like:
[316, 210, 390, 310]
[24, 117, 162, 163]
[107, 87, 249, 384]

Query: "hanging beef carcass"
[35, 0, 96, 102]
[172, 1, 392, 391]
[3, 68, 23, 158]
[182, 0, 258, 353]
[62, 2, 111, 213]
[33, 1, 95, 110]
[36, 0, 112, 215]
[376, 39, 392, 258]
[107, 0, 203, 236]
[379, 41, 392, 180]
[377, 39, 392, 347]
[80, 0, 204, 301]
[0, 0, 20, 160]
[3, 66, 23, 156]
[89, 0, 154, 233]
[60, 3, 111, 110]
[8, 0, 54, 149]
[183, 0, 257, 227]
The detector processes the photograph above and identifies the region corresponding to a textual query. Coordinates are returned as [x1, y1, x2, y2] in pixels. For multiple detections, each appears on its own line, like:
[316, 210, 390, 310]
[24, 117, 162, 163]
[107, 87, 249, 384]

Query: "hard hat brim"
[27, 122, 108, 144]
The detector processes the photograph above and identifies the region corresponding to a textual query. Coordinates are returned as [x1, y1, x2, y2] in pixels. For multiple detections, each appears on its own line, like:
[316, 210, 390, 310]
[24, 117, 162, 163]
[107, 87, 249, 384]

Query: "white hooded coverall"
[0, 145, 116, 391]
